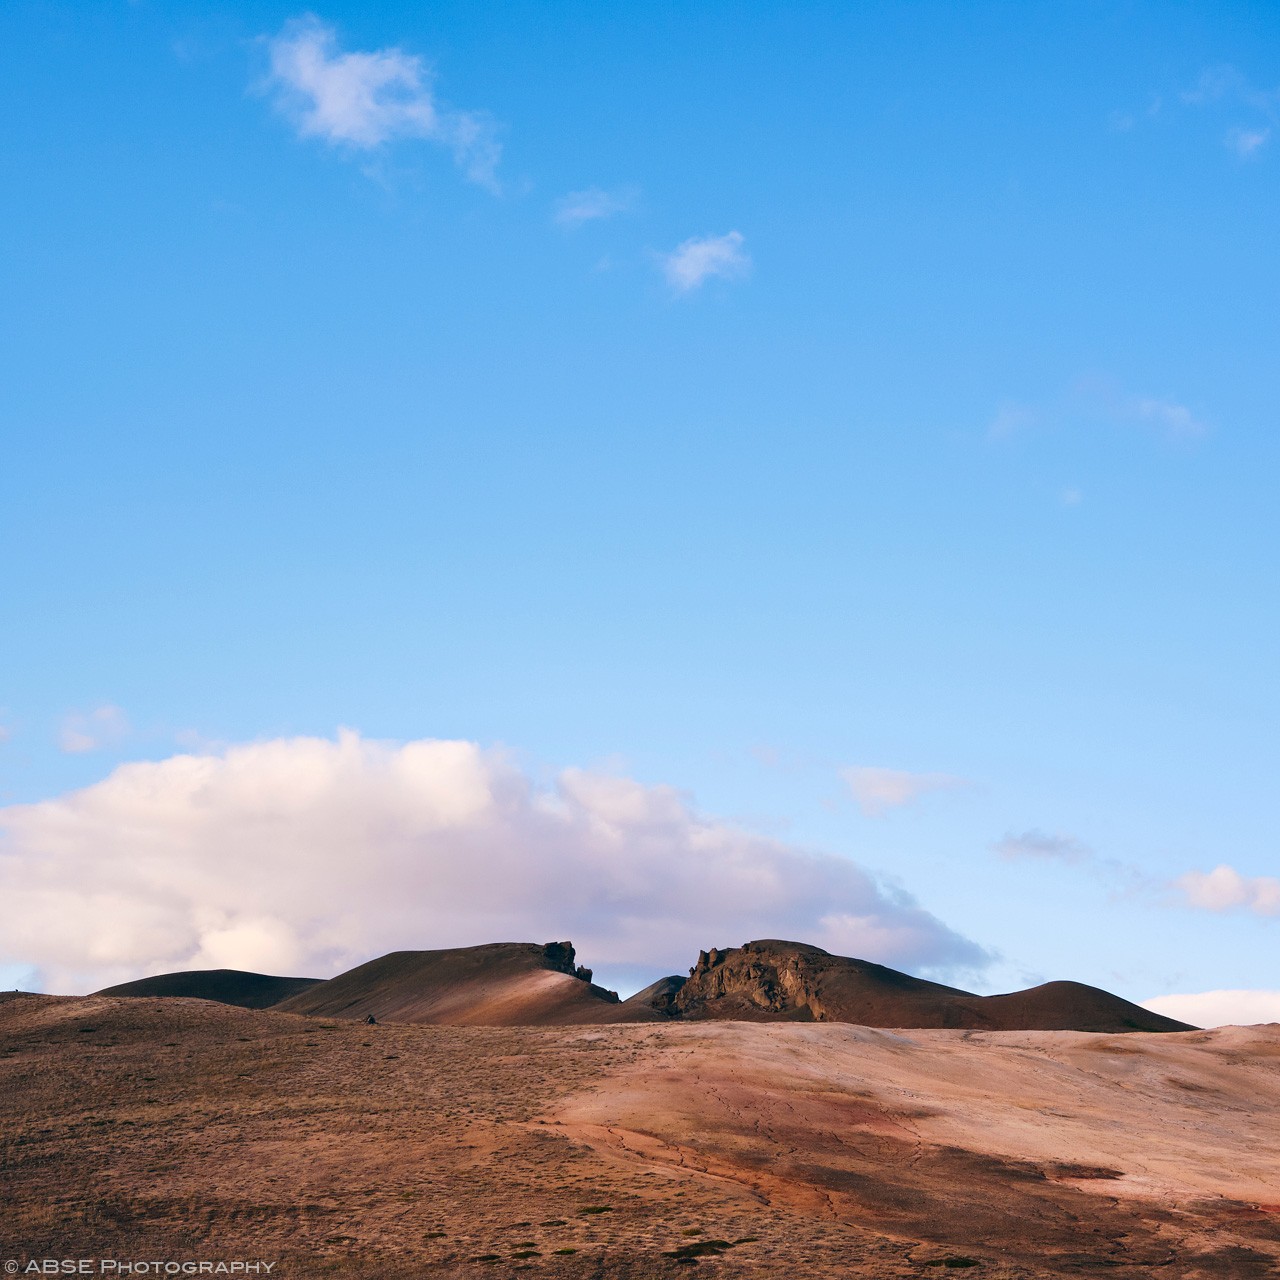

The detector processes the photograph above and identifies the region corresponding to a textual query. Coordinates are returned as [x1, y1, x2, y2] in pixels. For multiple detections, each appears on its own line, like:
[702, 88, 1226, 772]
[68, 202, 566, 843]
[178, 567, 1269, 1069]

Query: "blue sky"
[1, 1, 1277, 1016]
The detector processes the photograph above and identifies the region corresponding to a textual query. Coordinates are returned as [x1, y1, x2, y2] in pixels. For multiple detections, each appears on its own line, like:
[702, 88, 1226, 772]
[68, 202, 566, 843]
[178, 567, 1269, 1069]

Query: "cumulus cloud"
[660, 231, 751, 292]
[993, 830, 1090, 865]
[841, 767, 968, 819]
[0, 733, 988, 993]
[58, 705, 129, 755]
[1142, 989, 1280, 1028]
[1175, 864, 1280, 916]
[263, 15, 500, 187]
[554, 187, 635, 228]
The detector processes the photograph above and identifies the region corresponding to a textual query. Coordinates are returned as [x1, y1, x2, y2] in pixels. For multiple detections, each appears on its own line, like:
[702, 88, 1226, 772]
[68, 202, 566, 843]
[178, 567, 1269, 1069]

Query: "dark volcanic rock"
[622, 975, 687, 1016]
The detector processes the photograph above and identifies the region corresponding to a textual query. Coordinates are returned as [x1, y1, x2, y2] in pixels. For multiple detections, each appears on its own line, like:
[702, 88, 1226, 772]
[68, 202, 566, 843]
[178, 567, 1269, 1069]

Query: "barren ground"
[2, 994, 1278, 1278]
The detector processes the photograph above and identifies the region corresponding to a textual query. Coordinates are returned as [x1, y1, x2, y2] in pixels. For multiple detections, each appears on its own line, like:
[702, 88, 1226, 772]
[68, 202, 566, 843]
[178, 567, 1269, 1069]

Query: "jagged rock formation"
[672, 943, 835, 1020]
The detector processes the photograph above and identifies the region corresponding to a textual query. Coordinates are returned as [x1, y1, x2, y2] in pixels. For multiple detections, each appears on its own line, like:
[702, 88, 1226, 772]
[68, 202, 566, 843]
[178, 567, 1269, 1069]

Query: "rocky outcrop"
[649, 940, 1195, 1033]
[673, 943, 832, 1020]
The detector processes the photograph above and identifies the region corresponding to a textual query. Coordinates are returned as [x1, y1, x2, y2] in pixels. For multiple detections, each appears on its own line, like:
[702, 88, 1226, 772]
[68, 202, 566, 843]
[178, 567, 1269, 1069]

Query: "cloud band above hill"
[0, 732, 988, 993]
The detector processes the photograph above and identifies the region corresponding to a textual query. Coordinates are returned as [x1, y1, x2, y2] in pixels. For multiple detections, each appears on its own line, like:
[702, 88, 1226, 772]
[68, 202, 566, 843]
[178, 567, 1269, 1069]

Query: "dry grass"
[2, 994, 1278, 1278]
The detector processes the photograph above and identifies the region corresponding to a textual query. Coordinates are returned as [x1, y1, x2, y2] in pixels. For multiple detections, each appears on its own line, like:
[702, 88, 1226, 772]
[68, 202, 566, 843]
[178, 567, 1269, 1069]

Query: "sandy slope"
[1, 994, 1276, 1278]
[275, 942, 636, 1025]
[553, 1022, 1280, 1262]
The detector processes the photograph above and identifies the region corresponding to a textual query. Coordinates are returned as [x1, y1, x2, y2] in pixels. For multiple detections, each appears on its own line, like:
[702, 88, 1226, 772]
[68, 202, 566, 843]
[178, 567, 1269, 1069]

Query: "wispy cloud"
[993, 830, 1090, 865]
[1180, 64, 1279, 158]
[1141, 988, 1280, 1028]
[58, 705, 130, 755]
[1109, 94, 1162, 133]
[0, 733, 988, 992]
[990, 381, 1209, 446]
[841, 767, 968, 819]
[262, 15, 500, 187]
[660, 231, 751, 293]
[1128, 395, 1207, 440]
[986, 400, 1038, 441]
[1227, 126, 1271, 158]
[1181, 65, 1278, 112]
[1175, 864, 1280, 916]
[554, 186, 636, 228]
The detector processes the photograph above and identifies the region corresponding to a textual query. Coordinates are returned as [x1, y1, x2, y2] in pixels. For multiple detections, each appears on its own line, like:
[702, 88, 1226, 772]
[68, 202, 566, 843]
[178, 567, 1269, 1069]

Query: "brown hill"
[274, 941, 639, 1026]
[95, 940, 1194, 1032]
[639, 940, 1194, 1032]
[3, 992, 1274, 1277]
[94, 968, 322, 1010]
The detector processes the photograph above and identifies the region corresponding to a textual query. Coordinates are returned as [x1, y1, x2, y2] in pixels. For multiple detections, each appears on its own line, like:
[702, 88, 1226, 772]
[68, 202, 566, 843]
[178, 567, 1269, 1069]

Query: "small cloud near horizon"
[842, 766, 969, 819]
[1175, 864, 1280, 916]
[660, 231, 751, 293]
[58, 705, 130, 755]
[261, 15, 500, 188]
[553, 186, 636, 228]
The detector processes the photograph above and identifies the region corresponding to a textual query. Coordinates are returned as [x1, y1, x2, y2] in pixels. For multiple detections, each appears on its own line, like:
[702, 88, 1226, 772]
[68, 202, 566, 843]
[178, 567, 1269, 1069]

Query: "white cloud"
[992, 382, 1209, 446]
[554, 187, 635, 228]
[263, 16, 500, 187]
[58, 705, 129, 755]
[993, 830, 1089, 865]
[1181, 65, 1251, 107]
[1060, 486, 1083, 507]
[1180, 65, 1278, 158]
[1142, 989, 1280, 1028]
[841, 766, 968, 819]
[1182, 65, 1278, 114]
[660, 231, 751, 292]
[986, 400, 1038, 440]
[1129, 395, 1206, 440]
[1175, 864, 1280, 916]
[0, 732, 987, 993]
[1228, 126, 1271, 158]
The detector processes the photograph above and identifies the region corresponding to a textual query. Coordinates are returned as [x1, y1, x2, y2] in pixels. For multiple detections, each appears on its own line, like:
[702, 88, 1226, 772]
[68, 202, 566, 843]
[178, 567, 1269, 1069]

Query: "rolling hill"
[94, 968, 322, 1010]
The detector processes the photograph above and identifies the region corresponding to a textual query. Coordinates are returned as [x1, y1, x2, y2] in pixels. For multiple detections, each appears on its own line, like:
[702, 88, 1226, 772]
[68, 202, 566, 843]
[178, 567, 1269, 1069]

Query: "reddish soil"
[2, 993, 1276, 1278]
